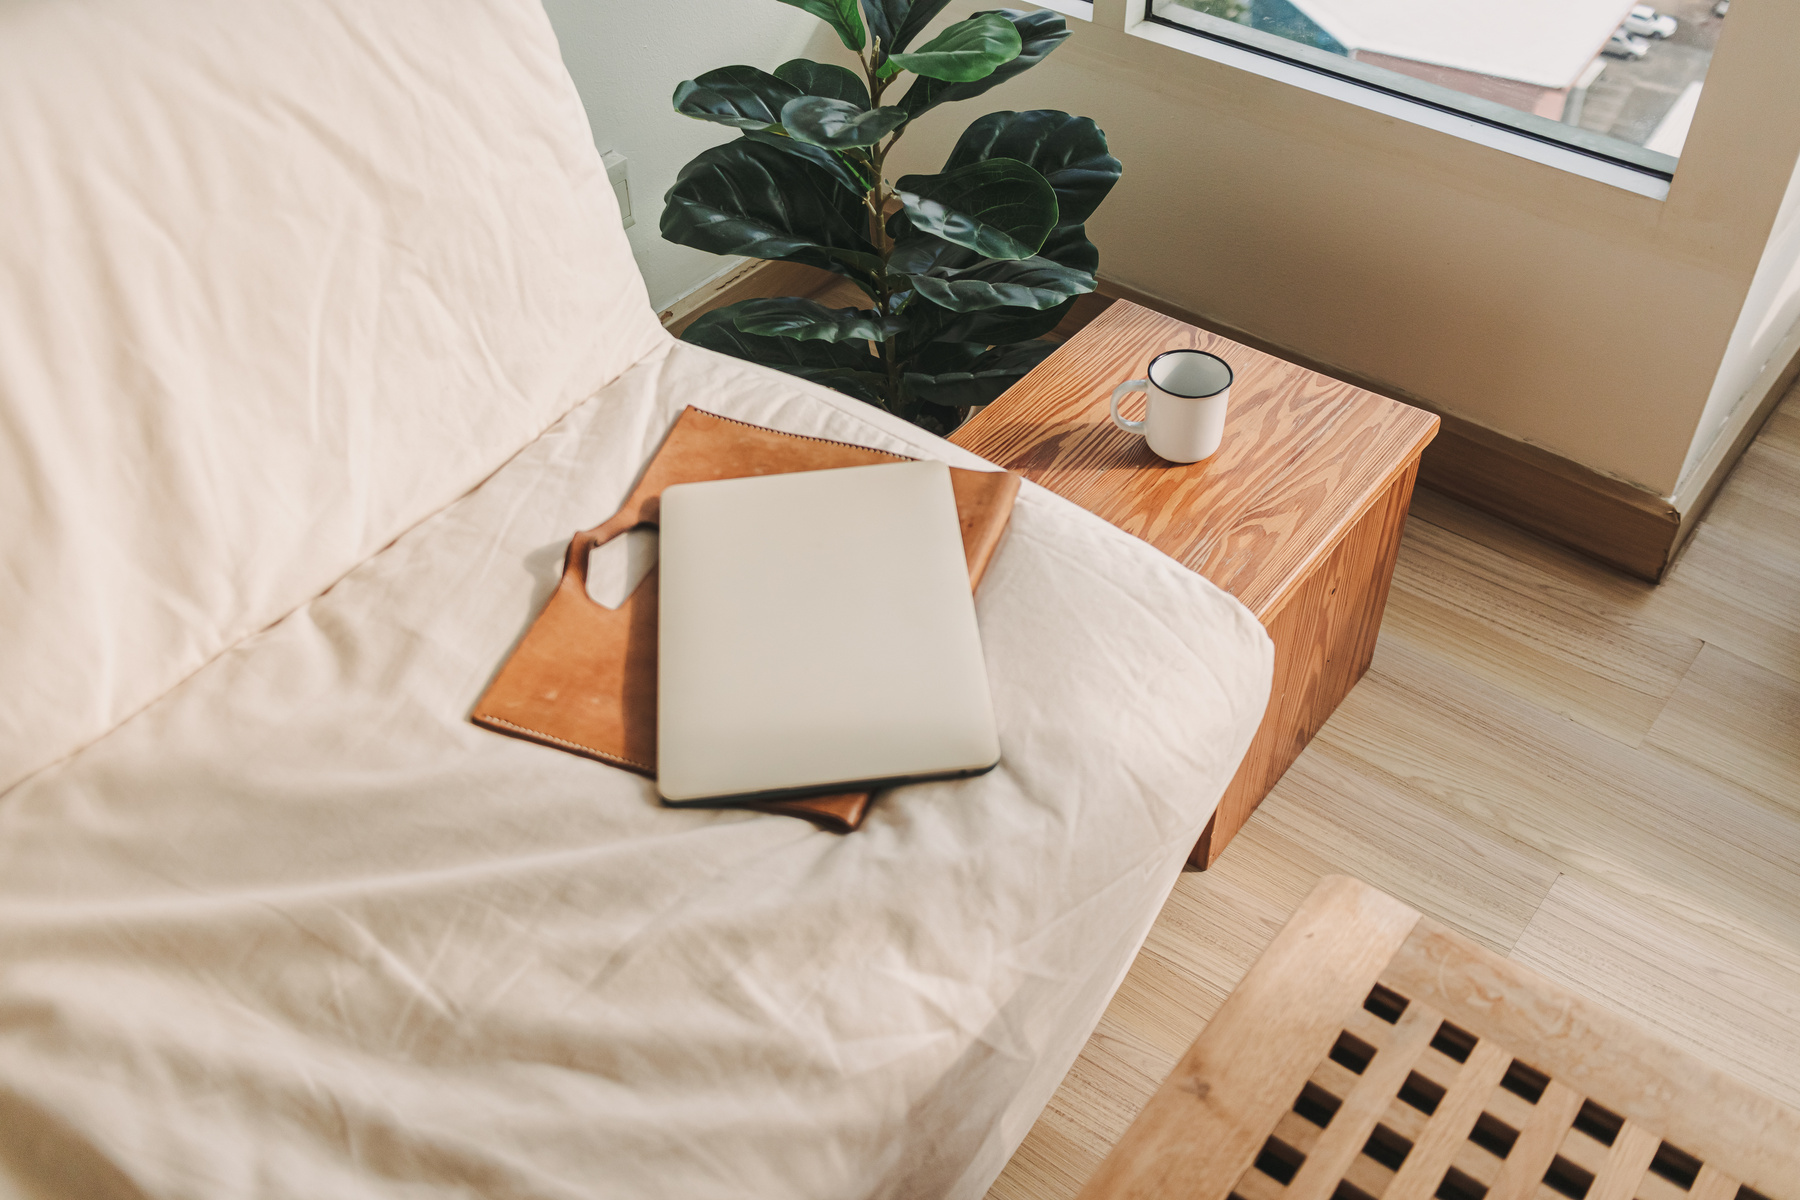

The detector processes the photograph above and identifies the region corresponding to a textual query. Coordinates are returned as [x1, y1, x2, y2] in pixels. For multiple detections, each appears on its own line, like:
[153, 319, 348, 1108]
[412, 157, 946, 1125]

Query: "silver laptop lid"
[656, 460, 1000, 804]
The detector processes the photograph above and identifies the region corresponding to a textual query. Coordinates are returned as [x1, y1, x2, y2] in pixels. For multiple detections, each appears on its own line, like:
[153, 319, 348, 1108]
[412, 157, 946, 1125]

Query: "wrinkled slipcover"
[0, 0, 663, 790]
[0, 1, 1274, 1197]
[0, 351, 1271, 1199]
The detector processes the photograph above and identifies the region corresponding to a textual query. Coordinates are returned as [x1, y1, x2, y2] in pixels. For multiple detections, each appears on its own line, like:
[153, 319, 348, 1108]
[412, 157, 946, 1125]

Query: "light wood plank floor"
[987, 388, 1800, 1200]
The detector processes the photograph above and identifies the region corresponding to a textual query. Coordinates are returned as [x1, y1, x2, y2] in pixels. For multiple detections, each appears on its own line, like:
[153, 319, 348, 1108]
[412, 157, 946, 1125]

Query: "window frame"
[1138, 0, 1679, 190]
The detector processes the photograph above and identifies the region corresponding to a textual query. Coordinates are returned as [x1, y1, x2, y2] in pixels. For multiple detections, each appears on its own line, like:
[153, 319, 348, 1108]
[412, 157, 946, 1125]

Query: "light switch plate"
[601, 150, 633, 229]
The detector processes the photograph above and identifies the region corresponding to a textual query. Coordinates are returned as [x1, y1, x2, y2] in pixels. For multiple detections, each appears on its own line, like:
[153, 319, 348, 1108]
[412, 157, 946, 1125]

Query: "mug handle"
[1110, 378, 1149, 434]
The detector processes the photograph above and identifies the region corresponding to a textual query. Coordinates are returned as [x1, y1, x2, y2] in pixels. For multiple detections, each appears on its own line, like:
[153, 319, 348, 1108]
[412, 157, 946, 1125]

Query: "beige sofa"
[0, 1, 1272, 1197]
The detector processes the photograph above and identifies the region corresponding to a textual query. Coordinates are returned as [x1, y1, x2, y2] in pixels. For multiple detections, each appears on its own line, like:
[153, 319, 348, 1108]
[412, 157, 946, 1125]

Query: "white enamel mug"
[1109, 349, 1234, 463]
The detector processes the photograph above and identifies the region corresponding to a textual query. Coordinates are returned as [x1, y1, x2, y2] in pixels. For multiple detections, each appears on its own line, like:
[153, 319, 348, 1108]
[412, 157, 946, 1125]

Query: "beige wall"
[1681, 144, 1800, 482]
[539, 0, 847, 311]
[545, 0, 1800, 497]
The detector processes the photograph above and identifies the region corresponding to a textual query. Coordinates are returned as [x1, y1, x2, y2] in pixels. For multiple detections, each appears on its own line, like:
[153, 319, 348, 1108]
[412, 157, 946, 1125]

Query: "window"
[1147, 0, 1728, 176]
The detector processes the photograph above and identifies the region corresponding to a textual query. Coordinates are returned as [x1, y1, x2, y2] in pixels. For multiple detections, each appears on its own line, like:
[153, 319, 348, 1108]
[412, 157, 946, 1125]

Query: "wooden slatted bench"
[1075, 877, 1800, 1200]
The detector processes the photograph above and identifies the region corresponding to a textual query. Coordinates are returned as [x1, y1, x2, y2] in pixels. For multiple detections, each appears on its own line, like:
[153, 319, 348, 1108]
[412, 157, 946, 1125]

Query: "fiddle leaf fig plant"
[661, 2, 1121, 435]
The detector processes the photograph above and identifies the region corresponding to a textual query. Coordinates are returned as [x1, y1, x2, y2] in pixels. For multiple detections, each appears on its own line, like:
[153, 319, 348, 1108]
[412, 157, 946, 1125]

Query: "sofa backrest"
[0, 0, 664, 791]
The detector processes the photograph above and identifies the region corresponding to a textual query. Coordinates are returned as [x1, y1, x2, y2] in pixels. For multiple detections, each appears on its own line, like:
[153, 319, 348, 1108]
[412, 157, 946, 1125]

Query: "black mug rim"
[1148, 349, 1233, 399]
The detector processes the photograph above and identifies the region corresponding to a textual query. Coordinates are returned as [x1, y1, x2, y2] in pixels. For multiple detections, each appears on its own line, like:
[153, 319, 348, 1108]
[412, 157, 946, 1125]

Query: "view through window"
[1149, 0, 1727, 173]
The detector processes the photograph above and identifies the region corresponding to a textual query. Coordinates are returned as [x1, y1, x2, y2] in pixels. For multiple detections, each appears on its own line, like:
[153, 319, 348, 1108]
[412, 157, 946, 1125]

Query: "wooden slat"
[1282, 1001, 1441, 1200]
[1558, 1129, 1613, 1180]
[1272, 1108, 1327, 1157]
[1342, 1153, 1397, 1198]
[1450, 1138, 1506, 1189]
[1411, 1046, 1473, 1092]
[1483, 1081, 1586, 1200]
[1688, 1163, 1744, 1200]
[1382, 1095, 1432, 1148]
[1587, 1124, 1661, 1200]
[1310, 1057, 1366, 1101]
[1382, 919, 1800, 1194]
[1635, 1165, 1694, 1200]
[1346, 999, 1409, 1049]
[1382, 1040, 1513, 1200]
[1075, 877, 1422, 1200]
[1235, 1164, 1290, 1200]
[1480, 1082, 1545, 1139]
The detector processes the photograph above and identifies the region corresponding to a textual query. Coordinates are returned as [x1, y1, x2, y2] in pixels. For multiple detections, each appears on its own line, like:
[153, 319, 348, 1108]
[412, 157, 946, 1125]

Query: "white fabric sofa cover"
[0, 2, 1274, 1198]
[0, 0, 664, 791]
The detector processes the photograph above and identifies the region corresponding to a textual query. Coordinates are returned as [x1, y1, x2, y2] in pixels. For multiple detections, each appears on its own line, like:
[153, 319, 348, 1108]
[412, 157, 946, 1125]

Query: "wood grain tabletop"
[951, 301, 1440, 620]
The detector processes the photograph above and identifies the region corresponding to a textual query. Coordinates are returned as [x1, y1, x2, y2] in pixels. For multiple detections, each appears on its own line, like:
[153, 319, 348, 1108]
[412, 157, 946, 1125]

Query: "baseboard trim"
[653, 259, 1774, 583]
[1413, 413, 1677, 581]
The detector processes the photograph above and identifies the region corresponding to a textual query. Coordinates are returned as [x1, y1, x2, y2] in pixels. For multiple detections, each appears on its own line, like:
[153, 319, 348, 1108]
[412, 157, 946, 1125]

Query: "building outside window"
[1149, 0, 1727, 174]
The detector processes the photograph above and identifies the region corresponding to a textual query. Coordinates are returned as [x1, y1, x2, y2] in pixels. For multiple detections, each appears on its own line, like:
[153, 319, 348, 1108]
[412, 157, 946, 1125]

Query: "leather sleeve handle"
[565, 498, 663, 588]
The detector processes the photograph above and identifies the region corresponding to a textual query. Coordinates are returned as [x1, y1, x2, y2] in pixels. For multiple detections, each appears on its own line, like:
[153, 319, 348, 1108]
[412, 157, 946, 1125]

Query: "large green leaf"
[684, 306, 889, 403]
[944, 110, 1121, 226]
[741, 129, 871, 197]
[893, 0, 956, 53]
[1036, 220, 1100, 273]
[897, 240, 1095, 312]
[860, 0, 907, 58]
[661, 139, 880, 283]
[781, 96, 909, 149]
[774, 59, 870, 107]
[887, 231, 977, 280]
[896, 157, 1057, 261]
[908, 339, 987, 374]
[931, 223, 1094, 341]
[773, 0, 867, 51]
[672, 66, 803, 131]
[882, 13, 1020, 80]
[899, 9, 1068, 117]
[905, 339, 1057, 407]
[860, 0, 955, 58]
[908, 296, 1075, 351]
[731, 297, 902, 342]
[893, 221, 1098, 352]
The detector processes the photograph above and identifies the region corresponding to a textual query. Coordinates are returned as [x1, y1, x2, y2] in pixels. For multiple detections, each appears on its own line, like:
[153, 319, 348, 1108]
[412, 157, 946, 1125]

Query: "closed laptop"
[656, 460, 1000, 805]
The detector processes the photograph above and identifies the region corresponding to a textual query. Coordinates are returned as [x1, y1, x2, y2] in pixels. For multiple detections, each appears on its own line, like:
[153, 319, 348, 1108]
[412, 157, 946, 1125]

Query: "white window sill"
[1122, 15, 1671, 201]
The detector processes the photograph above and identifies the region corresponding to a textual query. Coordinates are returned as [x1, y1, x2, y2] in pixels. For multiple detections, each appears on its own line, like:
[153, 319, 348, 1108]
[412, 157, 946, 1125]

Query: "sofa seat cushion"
[0, 342, 1272, 1200]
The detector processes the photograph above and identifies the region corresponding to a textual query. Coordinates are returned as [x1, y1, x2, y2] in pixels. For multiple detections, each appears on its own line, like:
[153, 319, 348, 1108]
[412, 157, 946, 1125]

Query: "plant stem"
[858, 40, 907, 412]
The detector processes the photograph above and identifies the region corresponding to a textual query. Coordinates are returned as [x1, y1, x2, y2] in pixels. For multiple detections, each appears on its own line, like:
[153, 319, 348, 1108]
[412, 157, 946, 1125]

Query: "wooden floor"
[988, 387, 1800, 1199]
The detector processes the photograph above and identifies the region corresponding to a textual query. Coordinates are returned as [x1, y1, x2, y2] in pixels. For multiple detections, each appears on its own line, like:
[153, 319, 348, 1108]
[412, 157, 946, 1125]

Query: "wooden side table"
[950, 301, 1438, 867]
[1073, 876, 1800, 1200]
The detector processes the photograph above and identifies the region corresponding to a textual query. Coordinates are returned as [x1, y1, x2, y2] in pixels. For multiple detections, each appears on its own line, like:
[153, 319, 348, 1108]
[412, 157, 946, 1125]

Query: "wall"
[543, 0, 1800, 498]
[1678, 148, 1800, 482]
[539, 0, 850, 310]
